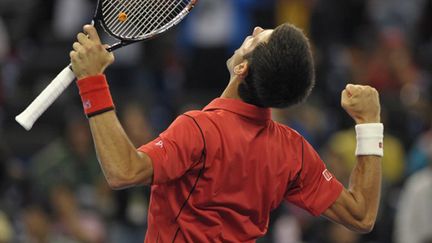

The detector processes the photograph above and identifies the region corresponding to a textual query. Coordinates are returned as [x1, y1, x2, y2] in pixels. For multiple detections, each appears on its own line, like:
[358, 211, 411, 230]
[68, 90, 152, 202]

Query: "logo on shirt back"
[155, 140, 164, 148]
[83, 99, 91, 109]
[322, 169, 333, 181]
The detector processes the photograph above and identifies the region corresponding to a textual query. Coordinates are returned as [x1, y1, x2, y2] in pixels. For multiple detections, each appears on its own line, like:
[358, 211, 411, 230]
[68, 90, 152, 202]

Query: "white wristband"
[355, 123, 384, 157]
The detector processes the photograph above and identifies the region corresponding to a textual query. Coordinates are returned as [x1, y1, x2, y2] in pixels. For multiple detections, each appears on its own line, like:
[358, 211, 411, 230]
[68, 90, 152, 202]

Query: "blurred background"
[0, 0, 432, 242]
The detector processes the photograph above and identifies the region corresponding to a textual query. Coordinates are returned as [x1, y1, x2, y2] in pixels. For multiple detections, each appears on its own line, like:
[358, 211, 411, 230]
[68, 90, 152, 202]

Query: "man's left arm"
[89, 111, 154, 188]
[70, 25, 154, 189]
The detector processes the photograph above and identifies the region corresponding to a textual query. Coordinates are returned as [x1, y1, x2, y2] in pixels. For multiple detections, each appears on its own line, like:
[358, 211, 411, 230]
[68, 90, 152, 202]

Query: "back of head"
[238, 24, 315, 108]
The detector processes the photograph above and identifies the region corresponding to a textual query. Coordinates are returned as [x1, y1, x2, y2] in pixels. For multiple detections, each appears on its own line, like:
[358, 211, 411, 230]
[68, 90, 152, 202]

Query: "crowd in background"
[0, 0, 432, 242]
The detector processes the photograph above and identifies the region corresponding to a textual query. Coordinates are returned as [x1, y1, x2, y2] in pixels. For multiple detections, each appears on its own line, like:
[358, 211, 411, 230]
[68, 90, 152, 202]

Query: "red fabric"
[142, 115, 204, 185]
[76, 75, 114, 116]
[138, 98, 343, 242]
[284, 138, 343, 216]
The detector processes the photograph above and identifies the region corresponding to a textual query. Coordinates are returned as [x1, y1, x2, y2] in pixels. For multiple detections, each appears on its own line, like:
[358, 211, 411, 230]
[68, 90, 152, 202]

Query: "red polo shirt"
[138, 98, 343, 242]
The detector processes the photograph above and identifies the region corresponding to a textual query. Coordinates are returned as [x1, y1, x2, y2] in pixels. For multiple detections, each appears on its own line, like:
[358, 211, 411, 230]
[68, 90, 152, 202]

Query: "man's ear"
[233, 61, 249, 78]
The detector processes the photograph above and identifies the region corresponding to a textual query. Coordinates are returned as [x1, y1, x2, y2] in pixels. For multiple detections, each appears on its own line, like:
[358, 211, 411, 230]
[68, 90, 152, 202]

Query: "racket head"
[94, 0, 197, 44]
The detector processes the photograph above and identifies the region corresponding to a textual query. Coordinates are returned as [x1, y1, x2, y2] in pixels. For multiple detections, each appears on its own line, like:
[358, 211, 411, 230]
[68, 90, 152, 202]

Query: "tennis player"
[70, 24, 383, 242]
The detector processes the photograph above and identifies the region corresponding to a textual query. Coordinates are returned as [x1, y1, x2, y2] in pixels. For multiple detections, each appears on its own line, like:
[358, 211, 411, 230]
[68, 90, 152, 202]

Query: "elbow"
[355, 221, 375, 234]
[99, 163, 135, 190]
[105, 176, 133, 190]
[100, 152, 153, 189]
[104, 167, 151, 190]
[104, 168, 139, 190]
[351, 217, 376, 233]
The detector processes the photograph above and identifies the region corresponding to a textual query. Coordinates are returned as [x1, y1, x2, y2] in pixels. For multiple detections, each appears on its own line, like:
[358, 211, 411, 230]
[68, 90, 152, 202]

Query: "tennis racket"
[16, 0, 197, 130]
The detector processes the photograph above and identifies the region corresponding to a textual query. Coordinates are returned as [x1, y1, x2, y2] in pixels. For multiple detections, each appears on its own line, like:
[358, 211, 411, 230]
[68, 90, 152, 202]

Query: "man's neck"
[220, 77, 242, 100]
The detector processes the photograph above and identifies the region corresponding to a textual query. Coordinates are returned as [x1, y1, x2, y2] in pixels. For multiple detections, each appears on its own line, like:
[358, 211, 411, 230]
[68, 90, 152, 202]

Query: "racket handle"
[15, 65, 76, 130]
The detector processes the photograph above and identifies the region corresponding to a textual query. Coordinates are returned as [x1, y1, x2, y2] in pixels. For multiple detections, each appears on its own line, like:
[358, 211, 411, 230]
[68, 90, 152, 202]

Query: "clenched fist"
[341, 84, 381, 124]
[70, 25, 114, 79]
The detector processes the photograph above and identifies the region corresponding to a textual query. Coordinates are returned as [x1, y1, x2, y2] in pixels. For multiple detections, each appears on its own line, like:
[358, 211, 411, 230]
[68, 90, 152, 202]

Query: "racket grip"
[15, 65, 76, 130]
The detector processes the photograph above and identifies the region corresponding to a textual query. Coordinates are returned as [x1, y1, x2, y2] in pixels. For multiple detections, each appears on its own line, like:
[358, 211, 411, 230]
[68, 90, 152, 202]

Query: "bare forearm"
[69, 26, 153, 188]
[324, 155, 382, 233]
[88, 111, 152, 188]
[348, 155, 382, 225]
[345, 123, 383, 227]
[324, 84, 382, 233]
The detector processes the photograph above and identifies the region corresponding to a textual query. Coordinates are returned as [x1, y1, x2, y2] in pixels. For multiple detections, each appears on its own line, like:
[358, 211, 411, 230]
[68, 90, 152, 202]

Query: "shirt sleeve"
[285, 137, 343, 216]
[138, 115, 204, 185]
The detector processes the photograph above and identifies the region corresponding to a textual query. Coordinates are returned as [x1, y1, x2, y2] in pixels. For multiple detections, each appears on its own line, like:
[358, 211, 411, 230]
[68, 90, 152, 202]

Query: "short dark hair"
[238, 23, 315, 108]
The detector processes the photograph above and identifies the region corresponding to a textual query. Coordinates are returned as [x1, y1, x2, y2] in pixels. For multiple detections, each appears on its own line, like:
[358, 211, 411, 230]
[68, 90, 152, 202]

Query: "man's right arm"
[322, 84, 383, 233]
[323, 155, 381, 233]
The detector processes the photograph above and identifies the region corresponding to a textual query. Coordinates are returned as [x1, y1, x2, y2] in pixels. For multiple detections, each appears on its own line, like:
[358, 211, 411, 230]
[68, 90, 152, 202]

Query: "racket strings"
[138, 0, 189, 34]
[111, 0, 185, 37]
[101, 0, 190, 40]
[103, 0, 147, 35]
[105, 0, 148, 36]
[144, 0, 187, 34]
[130, 0, 175, 35]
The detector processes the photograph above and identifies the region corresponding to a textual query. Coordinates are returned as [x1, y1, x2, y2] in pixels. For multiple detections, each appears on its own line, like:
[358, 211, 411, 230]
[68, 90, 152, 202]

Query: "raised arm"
[70, 25, 153, 189]
[323, 84, 382, 233]
[88, 111, 153, 188]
